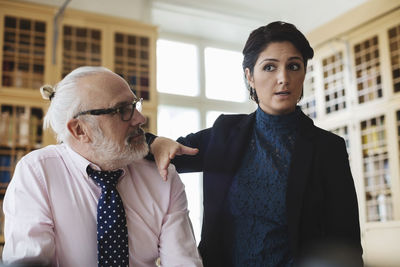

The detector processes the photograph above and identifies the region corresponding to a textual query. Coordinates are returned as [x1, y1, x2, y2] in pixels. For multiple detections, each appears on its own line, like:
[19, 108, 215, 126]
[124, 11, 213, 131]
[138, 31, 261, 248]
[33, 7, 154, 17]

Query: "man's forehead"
[78, 72, 135, 107]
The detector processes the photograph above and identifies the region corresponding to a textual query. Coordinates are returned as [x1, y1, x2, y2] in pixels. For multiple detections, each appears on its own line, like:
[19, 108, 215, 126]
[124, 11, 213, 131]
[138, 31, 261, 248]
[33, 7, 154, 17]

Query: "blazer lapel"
[204, 112, 255, 219]
[223, 112, 256, 173]
[286, 112, 316, 254]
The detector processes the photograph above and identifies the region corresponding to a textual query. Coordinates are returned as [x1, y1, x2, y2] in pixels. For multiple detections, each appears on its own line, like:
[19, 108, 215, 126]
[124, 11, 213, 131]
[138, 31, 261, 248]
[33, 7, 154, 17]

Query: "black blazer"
[152, 109, 363, 266]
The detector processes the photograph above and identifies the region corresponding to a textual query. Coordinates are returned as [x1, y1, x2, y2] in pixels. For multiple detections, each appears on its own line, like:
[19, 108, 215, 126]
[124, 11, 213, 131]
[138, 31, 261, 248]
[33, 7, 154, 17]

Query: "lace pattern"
[228, 107, 300, 266]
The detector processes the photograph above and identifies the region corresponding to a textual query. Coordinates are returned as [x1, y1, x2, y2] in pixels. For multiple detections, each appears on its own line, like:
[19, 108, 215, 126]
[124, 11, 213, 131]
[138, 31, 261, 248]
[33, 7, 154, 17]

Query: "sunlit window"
[156, 39, 253, 244]
[388, 24, 400, 92]
[361, 115, 393, 222]
[157, 105, 202, 243]
[322, 52, 346, 114]
[205, 47, 246, 102]
[354, 36, 382, 103]
[157, 40, 199, 96]
[157, 105, 200, 138]
[300, 63, 317, 118]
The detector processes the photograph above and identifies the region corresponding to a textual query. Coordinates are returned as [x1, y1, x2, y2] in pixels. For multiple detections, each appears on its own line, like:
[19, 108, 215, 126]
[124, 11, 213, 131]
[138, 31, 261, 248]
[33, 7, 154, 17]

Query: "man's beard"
[90, 125, 149, 170]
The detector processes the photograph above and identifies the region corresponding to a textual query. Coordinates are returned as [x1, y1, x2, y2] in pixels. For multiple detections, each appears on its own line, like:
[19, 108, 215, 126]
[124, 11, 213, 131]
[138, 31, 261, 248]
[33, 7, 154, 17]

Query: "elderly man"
[2, 66, 203, 267]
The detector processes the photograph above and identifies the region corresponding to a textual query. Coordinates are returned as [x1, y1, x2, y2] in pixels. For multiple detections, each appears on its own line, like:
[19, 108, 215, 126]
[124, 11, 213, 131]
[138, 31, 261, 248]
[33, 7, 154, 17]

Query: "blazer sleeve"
[145, 113, 250, 175]
[171, 128, 212, 173]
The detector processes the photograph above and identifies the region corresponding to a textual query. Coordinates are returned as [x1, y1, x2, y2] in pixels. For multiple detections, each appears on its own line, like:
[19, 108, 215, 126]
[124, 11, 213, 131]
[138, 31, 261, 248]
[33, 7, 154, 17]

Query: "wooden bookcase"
[0, 0, 158, 251]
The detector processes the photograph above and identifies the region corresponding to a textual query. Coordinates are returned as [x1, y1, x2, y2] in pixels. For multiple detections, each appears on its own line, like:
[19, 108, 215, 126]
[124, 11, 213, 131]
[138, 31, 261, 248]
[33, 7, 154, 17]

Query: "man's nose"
[130, 109, 146, 126]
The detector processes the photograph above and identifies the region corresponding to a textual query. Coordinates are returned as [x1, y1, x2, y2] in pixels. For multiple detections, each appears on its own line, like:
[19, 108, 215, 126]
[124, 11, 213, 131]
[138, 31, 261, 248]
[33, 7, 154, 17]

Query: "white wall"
[19, 0, 152, 23]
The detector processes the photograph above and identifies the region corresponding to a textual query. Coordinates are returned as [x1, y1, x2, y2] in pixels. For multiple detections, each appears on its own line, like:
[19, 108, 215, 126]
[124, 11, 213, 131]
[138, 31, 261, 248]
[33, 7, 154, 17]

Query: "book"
[0, 112, 10, 146]
[18, 108, 29, 146]
[0, 155, 11, 184]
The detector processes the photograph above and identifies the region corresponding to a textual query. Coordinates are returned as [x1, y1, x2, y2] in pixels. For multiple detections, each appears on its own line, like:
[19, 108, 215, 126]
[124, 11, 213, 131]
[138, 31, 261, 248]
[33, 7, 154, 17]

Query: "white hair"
[43, 66, 114, 144]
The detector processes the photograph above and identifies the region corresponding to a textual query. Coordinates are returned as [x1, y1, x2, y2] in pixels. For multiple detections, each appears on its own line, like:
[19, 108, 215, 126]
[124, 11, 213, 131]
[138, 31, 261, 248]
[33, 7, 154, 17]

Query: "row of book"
[0, 199, 3, 256]
[0, 106, 43, 148]
[0, 155, 11, 184]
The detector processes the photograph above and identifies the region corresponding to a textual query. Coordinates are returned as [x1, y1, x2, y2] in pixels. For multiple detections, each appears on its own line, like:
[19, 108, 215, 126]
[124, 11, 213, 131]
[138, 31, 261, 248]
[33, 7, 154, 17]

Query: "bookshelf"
[0, 0, 158, 255]
[0, 104, 44, 194]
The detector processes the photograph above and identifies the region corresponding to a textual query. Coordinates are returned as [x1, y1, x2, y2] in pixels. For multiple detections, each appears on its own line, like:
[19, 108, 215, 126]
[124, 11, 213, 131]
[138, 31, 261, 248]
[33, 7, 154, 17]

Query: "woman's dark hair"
[242, 21, 314, 103]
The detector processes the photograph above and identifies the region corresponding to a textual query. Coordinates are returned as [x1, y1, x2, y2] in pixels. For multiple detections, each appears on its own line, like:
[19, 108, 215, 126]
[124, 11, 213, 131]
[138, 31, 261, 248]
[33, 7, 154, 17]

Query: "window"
[157, 105, 200, 139]
[204, 47, 246, 102]
[354, 36, 382, 103]
[300, 63, 317, 118]
[157, 40, 199, 96]
[156, 39, 253, 243]
[388, 24, 400, 93]
[397, 110, 400, 182]
[322, 52, 346, 114]
[157, 105, 202, 242]
[361, 116, 393, 222]
[397, 110, 400, 148]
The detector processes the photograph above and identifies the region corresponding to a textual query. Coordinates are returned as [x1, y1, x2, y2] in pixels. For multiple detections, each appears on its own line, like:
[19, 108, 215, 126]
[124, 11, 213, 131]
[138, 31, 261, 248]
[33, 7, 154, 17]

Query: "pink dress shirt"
[2, 144, 203, 267]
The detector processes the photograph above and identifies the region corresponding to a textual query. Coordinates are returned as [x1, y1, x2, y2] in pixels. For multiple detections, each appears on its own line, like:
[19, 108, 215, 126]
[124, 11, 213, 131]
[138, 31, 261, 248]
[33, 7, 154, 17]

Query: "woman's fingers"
[151, 137, 198, 181]
[177, 146, 199, 156]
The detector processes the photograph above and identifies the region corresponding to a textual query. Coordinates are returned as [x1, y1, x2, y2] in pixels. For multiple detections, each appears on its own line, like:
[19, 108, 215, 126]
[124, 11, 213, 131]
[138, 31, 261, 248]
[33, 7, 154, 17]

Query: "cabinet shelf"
[0, 2, 158, 255]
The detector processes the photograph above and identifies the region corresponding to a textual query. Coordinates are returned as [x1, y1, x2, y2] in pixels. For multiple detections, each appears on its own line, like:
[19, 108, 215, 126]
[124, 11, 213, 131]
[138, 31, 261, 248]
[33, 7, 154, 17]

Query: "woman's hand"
[150, 137, 199, 181]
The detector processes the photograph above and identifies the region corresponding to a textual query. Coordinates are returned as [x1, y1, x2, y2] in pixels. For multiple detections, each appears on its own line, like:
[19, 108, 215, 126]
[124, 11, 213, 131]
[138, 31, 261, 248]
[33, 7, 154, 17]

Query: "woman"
[147, 21, 363, 266]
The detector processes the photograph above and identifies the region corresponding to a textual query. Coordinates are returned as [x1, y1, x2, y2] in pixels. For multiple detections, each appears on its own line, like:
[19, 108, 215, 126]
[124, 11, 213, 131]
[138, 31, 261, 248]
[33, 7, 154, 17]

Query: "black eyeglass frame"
[73, 98, 143, 122]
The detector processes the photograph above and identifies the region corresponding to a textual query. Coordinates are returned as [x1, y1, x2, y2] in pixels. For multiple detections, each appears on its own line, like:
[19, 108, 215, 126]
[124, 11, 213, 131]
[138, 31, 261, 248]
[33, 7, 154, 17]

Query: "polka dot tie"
[86, 165, 129, 267]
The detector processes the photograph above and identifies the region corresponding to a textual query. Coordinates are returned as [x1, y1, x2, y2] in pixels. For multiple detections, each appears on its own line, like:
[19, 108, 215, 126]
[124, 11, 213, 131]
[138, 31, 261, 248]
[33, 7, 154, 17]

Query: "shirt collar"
[255, 105, 300, 132]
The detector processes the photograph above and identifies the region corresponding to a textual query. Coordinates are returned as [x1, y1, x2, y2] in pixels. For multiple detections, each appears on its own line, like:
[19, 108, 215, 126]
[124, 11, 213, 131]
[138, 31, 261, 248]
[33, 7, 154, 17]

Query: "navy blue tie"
[86, 165, 129, 267]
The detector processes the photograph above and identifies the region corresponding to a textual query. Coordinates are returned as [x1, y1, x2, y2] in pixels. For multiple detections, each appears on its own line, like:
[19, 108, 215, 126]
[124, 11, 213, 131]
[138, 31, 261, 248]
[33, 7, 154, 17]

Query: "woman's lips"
[275, 91, 290, 95]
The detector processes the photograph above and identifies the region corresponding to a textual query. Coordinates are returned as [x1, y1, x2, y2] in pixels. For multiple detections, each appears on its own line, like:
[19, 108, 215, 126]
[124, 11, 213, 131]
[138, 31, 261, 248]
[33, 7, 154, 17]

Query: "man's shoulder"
[129, 158, 177, 176]
[129, 158, 157, 170]
[128, 159, 180, 185]
[11, 144, 68, 186]
[21, 144, 65, 163]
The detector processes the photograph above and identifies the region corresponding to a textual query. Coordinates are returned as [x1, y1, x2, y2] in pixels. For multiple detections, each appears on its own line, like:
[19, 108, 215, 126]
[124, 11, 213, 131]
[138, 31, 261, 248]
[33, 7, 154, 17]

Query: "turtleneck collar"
[255, 105, 301, 132]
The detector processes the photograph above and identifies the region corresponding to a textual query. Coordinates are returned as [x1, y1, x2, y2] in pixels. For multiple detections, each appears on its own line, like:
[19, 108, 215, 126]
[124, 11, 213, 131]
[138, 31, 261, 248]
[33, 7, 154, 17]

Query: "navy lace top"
[228, 106, 301, 267]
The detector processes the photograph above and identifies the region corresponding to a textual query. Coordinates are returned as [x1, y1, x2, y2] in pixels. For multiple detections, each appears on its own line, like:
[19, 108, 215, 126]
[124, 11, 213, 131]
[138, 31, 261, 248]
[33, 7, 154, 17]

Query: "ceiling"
[152, 0, 370, 44]
[21, 0, 371, 45]
[152, 0, 369, 33]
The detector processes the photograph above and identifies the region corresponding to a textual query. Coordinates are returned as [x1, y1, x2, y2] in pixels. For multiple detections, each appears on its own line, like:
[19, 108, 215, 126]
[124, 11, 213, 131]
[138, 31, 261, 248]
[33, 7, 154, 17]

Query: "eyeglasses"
[73, 98, 143, 122]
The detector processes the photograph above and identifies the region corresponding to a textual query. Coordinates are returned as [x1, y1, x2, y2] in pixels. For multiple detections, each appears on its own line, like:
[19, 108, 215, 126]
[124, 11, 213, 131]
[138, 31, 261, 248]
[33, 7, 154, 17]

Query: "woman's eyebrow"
[288, 56, 303, 61]
[258, 56, 303, 65]
[258, 58, 278, 65]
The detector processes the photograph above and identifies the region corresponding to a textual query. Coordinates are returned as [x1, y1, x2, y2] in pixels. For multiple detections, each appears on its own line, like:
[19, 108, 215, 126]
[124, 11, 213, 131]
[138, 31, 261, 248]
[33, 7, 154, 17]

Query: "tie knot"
[86, 165, 123, 190]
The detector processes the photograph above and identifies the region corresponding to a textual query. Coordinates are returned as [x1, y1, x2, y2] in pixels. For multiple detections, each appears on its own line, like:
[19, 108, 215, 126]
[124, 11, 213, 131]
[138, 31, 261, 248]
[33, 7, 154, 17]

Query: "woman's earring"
[297, 86, 304, 103]
[250, 87, 259, 103]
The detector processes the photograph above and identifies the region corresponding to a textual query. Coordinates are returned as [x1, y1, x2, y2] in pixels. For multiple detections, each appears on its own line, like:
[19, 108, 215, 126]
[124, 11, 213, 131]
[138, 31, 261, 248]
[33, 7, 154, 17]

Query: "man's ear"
[67, 118, 91, 143]
[245, 68, 255, 88]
